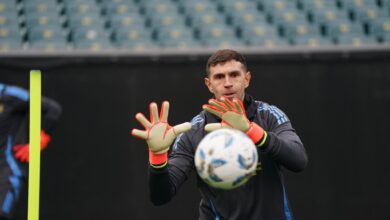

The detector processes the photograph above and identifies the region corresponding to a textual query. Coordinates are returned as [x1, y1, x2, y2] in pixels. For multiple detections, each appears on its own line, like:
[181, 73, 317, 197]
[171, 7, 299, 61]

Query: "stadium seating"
[240, 23, 281, 46]
[0, 0, 389, 51]
[0, 1, 23, 50]
[298, 0, 338, 11]
[367, 17, 390, 41]
[292, 35, 333, 47]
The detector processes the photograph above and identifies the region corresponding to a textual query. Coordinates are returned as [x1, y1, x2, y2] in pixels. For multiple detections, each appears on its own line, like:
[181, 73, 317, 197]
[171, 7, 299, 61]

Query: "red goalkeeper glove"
[131, 101, 191, 167]
[202, 96, 267, 146]
[12, 130, 51, 163]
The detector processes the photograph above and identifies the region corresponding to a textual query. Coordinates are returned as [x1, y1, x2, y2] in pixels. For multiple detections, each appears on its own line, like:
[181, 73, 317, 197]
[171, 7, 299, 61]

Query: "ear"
[204, 77, 213, 93]
[245, 72, 251, 88]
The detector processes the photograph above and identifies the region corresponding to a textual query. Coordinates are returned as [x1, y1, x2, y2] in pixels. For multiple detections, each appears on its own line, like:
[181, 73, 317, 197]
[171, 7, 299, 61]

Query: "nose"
[224, 76, 233, 87]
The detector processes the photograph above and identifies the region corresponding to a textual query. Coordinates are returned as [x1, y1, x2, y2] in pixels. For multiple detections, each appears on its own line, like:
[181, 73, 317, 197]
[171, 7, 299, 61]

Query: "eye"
[214, 74, 224, 80]
[230, 72, 240, 78]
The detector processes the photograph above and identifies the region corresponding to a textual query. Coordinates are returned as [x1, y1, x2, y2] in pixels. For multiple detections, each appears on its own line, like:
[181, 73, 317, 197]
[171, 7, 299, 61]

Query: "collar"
[243, 93, 258, 121]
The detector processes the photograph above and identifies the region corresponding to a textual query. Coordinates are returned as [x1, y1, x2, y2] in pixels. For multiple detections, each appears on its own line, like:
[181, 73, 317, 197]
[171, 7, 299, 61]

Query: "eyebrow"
[212, 70, 241, 76]
[228, 70, 241, 75]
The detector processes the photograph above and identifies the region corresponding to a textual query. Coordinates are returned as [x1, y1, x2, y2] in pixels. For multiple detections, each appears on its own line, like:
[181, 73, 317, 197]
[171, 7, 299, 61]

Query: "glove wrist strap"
[246, 122, 264, 144]
[149, 150, 168, 167]
[256, 131, 268, 147]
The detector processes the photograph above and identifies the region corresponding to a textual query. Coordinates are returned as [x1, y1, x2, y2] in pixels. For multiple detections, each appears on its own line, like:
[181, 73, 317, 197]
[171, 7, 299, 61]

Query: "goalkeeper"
[0, 83, 62, 220]
[132, 49, 308, 220]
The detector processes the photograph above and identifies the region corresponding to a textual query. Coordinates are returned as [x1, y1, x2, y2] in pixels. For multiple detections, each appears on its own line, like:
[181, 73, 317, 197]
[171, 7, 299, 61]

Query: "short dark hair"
[206, 49, 247, 77]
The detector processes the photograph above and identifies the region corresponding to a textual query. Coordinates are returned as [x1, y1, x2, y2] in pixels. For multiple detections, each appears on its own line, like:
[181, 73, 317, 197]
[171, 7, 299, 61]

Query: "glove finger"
[12, 145, 23, 151]
[135, 113, 152, 129]
[160, 101, 170, 123]
[233, 98, 245, 114]
[204, 123, 224, 132]
[208, 99, 228, 112]
[220, 96, 235, 111]
[15, 150, 26, 160]
[131, 129, 148, 140]
[172, 122, 191, 135]
[149, 102, 159, 124]
[22, 154, 29, 163]
[14, 150, 21, 159]
[22, 147, 29, 154]
[203, 104, 223, 117]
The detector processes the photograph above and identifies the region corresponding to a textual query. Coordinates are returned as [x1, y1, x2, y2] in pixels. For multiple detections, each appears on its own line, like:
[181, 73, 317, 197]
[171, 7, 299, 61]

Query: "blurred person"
[0, 83, 62, 220]
[131, 49, 308, 220]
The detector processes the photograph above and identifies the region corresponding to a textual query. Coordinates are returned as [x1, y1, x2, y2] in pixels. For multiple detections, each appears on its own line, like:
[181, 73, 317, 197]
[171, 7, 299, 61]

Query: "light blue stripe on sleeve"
[209, 199, 220, 220]
[191, 114, 204, 125]
[1, 136, 23, 214]
[5, 136, 22, 194]
[283, 186, 292, 220]
[172, 133, 184, 151]
[257, 103, 288, 125]
[2, 192, 14, 215]
[5, 85, 29, 101]
[269, 106, 287, 124]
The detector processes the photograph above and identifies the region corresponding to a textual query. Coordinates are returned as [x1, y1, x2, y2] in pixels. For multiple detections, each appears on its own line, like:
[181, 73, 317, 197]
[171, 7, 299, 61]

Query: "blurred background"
[0, 0, 390, 219]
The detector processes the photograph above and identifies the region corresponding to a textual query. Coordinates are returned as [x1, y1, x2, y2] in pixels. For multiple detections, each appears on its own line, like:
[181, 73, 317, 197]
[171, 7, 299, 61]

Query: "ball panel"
[194, 128, 258, 190]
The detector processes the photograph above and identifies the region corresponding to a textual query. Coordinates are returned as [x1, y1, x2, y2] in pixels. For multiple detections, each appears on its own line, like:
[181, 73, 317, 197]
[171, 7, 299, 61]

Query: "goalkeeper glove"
[202, 96, 267, 146]
[12, 130, 51, 163]
[131, 101, 191, 167]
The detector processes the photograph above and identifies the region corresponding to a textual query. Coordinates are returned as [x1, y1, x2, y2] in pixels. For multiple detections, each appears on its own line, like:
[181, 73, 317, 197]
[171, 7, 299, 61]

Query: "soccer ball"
[194, 128, 258, 190]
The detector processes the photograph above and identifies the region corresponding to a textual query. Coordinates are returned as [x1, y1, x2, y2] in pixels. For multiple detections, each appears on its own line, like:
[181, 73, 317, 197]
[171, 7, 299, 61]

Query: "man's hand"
[203, 97, 251, 132]
[131, 101, 191, 155]
[203, 97, 266, 145]
[12, 130, 51, 163]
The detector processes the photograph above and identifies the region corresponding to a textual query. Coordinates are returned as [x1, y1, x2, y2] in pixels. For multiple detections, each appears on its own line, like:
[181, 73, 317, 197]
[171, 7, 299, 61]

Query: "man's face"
[205, 60, 251, 101]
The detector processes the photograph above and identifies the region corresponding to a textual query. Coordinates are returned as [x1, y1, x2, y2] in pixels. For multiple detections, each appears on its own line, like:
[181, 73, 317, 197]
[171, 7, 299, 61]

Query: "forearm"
[149, 166, 174, 205]
[261, 131, 308, 172]
[148, 162, 188, 205]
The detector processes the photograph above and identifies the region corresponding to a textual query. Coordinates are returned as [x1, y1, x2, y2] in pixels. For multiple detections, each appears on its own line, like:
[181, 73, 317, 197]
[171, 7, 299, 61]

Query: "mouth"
[223, 93, 235, 98]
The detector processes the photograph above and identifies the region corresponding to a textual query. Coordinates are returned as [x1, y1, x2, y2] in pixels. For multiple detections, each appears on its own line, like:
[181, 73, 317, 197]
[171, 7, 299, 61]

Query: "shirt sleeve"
[259, 104, 308, 172]
[148, 114, 204, 205]
[148, 131, 196, 205]
[41, 96, 62, 134]
[1, 84, 62, 145]
[1, 84, 62, 133]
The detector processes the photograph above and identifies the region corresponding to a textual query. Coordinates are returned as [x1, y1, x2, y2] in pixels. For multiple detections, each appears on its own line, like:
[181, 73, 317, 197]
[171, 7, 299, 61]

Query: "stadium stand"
[0, 0, 389, 51]
[0, 1, 23, 51]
